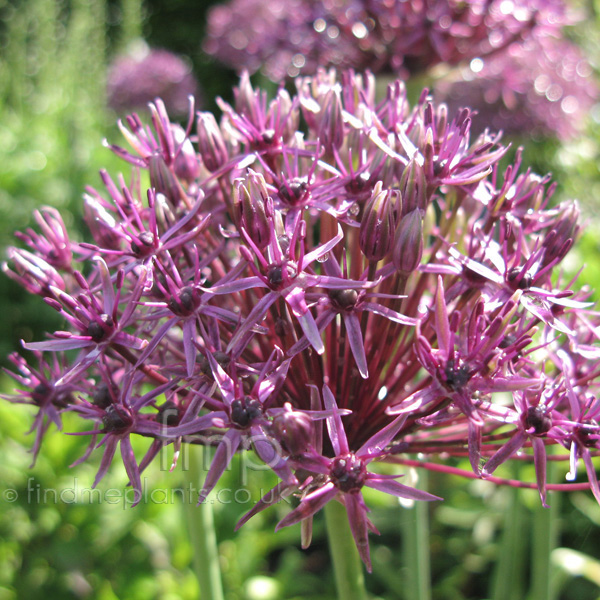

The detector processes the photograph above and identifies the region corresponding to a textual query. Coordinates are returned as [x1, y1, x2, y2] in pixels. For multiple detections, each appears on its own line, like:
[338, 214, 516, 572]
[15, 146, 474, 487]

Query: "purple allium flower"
[5, 70, 600, 570]
[107, 43, 200, 116]
[204, 0, 570, 80]
[435, 35, 598, 139]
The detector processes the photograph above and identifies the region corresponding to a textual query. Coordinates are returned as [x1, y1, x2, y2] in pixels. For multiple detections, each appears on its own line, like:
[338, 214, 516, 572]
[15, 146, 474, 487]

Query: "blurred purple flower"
[204, 0, 570, 80]
[107, 44, 200, 116]
[435, 35, 598, 139]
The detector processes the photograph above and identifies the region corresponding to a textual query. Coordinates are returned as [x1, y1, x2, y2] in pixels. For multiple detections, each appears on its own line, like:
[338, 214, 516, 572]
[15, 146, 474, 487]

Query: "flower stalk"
[183, 446, 225, 600]
[325, 500, 368, 600]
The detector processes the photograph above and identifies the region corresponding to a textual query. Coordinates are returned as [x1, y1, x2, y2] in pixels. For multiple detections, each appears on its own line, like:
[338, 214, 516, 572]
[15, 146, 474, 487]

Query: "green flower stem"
[324, 500, 368, 600]
[491, 487, 526, 600]
[401, 471, 431, 600]
[531, 470, 560, 600]
[182, 446, 225, 600]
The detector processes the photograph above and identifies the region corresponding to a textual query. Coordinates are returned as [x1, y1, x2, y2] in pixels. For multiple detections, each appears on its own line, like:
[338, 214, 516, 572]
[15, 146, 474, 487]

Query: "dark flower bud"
[392, 209, 424, 276]
[359, 183, 398, 262]
[92, 382, 117, 409]
[197, 112, 228, 172]
[87, 314, 114, 342]
[197, 351, 231, 378]
[272, 404, 314, 455]
[168, 285, 198, 316]
[102, 405, 132, 433]
[329, 288, 359, 312]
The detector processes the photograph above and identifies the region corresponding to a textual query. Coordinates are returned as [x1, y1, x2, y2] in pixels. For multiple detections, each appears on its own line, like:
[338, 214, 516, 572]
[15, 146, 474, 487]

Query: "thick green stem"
[531, 469, 560, 600]
[401, 471, 431, 600]
[324, 500, 368, 600]
[491, 488, 526, 600]
[182, 446, 225, 600]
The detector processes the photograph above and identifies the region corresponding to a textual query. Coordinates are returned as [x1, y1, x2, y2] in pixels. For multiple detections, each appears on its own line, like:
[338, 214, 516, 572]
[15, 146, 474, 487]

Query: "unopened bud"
[318, 88, 344, 152]
[541, 201, 580, 267]
[172, 126, 200, 182]
[392, 209, 423, 276]
[236, 170, 273, 249]
[272, 403, 314, 455]
[359, 182, 398, 262]
[196, 112, 228, 172]
[149, 153, 183, 205]
[399, 158, 427, 214]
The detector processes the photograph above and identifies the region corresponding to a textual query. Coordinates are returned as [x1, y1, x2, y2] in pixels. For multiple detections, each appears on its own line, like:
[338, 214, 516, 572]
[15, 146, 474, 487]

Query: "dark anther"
[278, 179, 308, 205]
[102, 405, 132, 432]
[329, 288, 359, 311]
[32, 383, 51, 404]
[230, 397, 263, 428]
[330, 454, 366, 494]
[525, 406, 552, 436]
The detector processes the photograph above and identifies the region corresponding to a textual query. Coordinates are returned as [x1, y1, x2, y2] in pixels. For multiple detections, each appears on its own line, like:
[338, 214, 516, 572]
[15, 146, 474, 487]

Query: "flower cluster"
[203, 0, 596, 138]
[107, 44, 200, 116]
[4, 71, 600, 571]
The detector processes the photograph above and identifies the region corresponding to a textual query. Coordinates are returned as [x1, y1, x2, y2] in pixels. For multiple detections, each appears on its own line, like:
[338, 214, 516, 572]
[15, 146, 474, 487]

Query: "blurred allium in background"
[107, 42, 200, 116]
[4, 70, 600, 570]
[204, 0, 597, 138]
[435, 32, 598, 139]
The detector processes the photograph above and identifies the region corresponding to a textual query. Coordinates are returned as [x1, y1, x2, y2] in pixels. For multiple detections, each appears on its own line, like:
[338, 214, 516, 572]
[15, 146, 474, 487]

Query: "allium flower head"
[107, 42, 200, 116]
[435, 35, 598, 139]
[204, 0, 571, 80]
[5, 69, 600, 570]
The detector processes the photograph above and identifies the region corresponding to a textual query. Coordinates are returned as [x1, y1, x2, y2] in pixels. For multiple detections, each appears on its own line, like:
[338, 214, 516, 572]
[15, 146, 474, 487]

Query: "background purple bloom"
[107, 43, 200, 116]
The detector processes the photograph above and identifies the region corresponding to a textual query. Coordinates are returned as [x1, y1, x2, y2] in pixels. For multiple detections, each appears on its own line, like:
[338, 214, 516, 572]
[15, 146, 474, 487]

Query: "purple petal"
[482, 431, 528, 476]
[344, 493, 372, 572]
[120, 435, 142, 506]
[198, 429, 241, 503]
[365, 476, 442, 501]
[357, 412, 407, 459]
[183, 318, 197, 377]
[343, 312, 368, 378]
[322, 385, 349, 455]
[235, 482, 291, 530]
[93, 436, 119, 488]
[276, 482, 338, 530]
